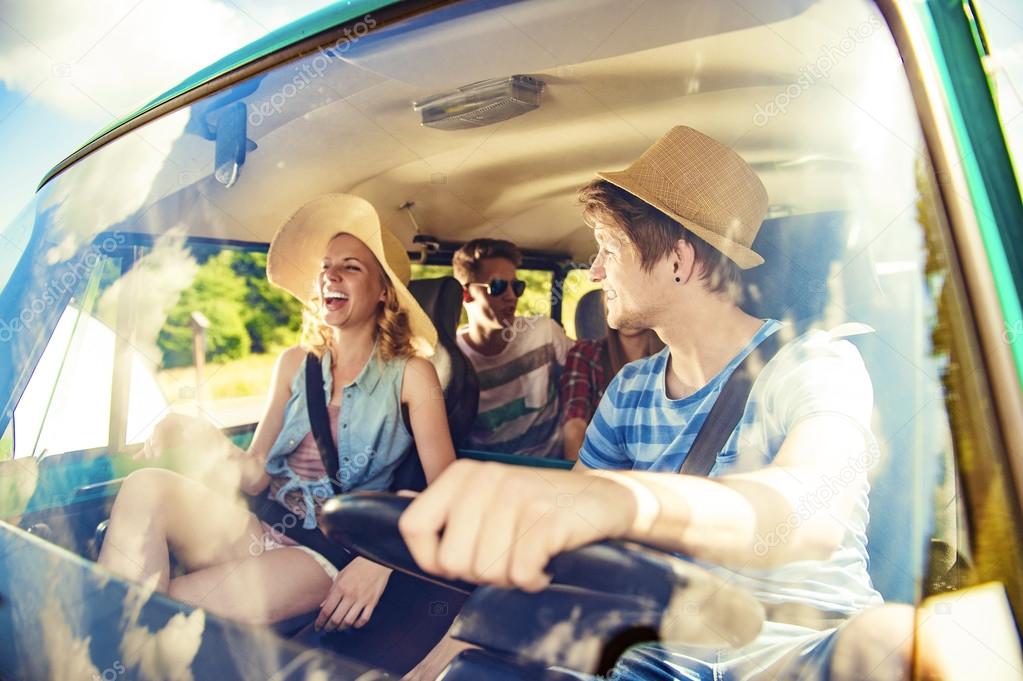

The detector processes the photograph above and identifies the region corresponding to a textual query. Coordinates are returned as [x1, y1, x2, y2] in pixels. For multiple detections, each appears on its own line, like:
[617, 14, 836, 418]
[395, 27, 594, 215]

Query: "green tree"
[229, 251, 303, 352]
[516, 269, 553, 319]
[158, 252, 252, 367]
[410, 264, 453, 280]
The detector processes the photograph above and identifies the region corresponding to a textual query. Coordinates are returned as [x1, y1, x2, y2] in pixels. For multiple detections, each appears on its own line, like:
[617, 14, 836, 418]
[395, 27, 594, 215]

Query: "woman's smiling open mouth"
[323, 290, 349, 312]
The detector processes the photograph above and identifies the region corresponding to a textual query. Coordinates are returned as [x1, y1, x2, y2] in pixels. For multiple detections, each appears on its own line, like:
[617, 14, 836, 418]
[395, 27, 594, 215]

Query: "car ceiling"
[119, 0, 912, 262]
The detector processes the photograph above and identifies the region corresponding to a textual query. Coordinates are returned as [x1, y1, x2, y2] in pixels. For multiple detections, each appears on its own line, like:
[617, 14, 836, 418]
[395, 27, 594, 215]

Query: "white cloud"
[0, 0, 336, 120]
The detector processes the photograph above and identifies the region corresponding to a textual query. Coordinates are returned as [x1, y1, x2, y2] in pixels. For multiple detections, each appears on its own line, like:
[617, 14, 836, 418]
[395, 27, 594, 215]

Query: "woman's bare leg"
[98, 467, 263, 592]
[168, 548, 333, 624]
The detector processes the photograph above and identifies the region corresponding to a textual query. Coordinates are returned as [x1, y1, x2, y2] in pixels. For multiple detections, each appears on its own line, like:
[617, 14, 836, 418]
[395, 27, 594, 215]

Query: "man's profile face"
[590, 224, 665, 331]
[464, 256, 520, 330]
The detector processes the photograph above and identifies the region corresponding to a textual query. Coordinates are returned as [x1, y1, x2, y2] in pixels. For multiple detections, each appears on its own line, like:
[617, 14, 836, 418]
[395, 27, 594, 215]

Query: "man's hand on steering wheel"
[397, 460, 635, 592]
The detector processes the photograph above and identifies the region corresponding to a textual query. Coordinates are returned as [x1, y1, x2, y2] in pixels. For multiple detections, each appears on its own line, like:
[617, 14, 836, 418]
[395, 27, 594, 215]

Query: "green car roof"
[39, 0, 401, 190]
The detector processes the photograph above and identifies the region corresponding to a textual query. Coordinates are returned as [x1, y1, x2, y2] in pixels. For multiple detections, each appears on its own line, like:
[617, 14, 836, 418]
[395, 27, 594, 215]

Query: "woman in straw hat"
[99, 194, 455, 631]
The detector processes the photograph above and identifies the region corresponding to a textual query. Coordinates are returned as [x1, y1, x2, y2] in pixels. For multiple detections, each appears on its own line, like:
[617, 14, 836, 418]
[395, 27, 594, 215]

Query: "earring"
[462, 288, 472, 302]
[675, 276, 681, 283]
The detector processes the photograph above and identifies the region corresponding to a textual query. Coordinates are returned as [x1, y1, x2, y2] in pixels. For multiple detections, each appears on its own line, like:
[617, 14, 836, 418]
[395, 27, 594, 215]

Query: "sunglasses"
[472, 278, 526, 297]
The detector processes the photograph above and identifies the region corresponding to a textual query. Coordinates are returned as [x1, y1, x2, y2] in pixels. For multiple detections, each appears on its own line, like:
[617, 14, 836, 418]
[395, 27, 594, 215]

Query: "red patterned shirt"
[559, 338, 610, 424]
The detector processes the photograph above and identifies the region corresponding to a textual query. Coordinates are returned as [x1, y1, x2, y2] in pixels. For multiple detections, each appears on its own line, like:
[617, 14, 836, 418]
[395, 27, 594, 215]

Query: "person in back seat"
[453, 238, 573, 458]
[560, 309, 663, 460]
[401, 128, 898, 680]
[99, 194, 455, 632]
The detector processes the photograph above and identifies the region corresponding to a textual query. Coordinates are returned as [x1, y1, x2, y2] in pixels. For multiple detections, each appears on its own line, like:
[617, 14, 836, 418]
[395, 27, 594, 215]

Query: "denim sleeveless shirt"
[264, 349, 413, 529]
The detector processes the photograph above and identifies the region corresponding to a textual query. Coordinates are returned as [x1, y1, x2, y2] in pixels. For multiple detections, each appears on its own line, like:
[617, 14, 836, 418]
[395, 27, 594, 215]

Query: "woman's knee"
[167, 568, 297, 626]
[167, 576, 209, 611]
[166, 576, 192, 604]
[113, 468, 179, 514]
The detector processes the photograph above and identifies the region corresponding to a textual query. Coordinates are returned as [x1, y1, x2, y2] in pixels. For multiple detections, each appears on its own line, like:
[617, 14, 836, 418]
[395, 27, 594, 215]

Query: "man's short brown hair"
[452, 238, 523, 285]
[578, 179, 741, 297]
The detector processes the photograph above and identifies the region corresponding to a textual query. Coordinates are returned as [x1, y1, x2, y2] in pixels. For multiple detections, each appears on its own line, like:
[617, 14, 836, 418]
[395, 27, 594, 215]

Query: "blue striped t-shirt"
[579, 319, 883, 616]
[580, 320, 785, 475]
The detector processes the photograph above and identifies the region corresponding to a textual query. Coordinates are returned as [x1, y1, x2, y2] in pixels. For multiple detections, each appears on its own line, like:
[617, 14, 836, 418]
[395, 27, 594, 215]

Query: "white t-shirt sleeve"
[766, 334, 874, 436]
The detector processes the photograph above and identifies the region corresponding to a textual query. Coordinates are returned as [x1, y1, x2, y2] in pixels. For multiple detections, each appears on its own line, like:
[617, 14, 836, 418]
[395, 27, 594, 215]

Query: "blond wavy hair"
[300, 251, 418, 362]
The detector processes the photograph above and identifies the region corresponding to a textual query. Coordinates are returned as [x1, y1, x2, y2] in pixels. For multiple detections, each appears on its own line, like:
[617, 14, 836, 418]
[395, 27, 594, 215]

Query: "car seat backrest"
[575, 289, 606, 341]
[742, 211, 849, 331]
[408, 276, 480, 446]
[745, 211, 942, 604]
[390, 276, 480, 491]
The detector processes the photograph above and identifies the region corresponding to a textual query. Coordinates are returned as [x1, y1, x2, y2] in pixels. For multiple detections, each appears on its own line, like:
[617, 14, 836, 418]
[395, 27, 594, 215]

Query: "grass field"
[0, 429, 11, 462]
[156, 349, 281, 401]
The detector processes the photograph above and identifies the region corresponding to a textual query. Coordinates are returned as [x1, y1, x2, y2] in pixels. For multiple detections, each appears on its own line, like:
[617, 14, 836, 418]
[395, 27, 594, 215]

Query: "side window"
[0, 421, 10, 461]
[139, 245, 302, 441]
[561, 267, 602, 340]
[411, 264, 453, 279]
[514, 269, 554, 320]
[10, 240, 304, 460]
[12, 250, 125, 458]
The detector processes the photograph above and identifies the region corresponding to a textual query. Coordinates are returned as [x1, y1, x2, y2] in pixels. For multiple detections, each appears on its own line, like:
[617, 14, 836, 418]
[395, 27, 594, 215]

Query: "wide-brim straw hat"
[267, 194, 436, 355]
[597, 126, 768, 269]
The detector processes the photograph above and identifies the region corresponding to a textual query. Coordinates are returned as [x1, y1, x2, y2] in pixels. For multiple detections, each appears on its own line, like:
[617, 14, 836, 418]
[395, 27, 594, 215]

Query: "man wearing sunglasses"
[452, 238, 573, 459]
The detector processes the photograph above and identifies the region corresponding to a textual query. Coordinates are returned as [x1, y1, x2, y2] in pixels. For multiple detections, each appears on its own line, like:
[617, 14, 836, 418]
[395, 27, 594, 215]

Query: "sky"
[0, 0, 338, 233]
[1, 0, 1022, 238]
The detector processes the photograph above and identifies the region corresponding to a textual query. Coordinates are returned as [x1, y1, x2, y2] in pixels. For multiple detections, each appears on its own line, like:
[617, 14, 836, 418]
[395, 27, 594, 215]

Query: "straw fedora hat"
[597, 126, 768, 269]
[267, 194, 436, 354]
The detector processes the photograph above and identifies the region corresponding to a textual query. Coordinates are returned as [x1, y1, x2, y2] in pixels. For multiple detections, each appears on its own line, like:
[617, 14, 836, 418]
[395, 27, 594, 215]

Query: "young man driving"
[402, 126, 887, 680]
[453, 238, 573, 459]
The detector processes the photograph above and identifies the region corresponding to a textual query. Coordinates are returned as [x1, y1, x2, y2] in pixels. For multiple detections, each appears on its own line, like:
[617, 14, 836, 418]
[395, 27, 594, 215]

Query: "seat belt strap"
[678, 331, 784, 477]
[305, 353, 343, 494]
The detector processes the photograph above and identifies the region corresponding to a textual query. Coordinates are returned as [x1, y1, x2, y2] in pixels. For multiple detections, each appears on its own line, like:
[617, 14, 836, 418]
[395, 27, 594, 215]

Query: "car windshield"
[0, 0, 1010, 678]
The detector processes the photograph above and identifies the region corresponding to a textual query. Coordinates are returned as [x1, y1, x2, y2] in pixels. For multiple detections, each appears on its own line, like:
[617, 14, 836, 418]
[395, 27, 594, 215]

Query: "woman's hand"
[398, 459, 635, 592]
[402, 627, 477, 680]
[315, 557, 393, 632]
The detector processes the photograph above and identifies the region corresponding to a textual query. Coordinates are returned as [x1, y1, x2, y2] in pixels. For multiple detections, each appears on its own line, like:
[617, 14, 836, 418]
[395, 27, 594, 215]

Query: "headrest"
[409, 277, 462, 342]
[575, 289, 606, 341]
[408, 276, 464, 389]
[743, 211, 860, 331]
[407, 276, 478, 448]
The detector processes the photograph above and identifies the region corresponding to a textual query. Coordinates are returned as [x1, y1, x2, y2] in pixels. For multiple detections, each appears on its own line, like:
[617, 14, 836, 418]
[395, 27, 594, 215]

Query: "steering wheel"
[320, 492, 765, 656]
